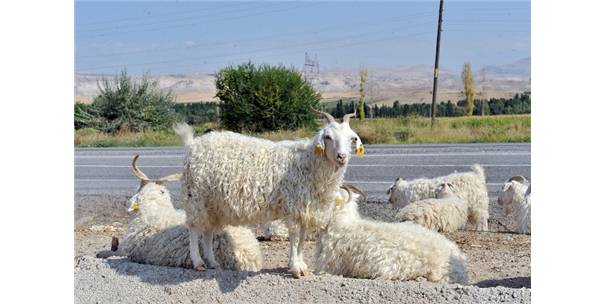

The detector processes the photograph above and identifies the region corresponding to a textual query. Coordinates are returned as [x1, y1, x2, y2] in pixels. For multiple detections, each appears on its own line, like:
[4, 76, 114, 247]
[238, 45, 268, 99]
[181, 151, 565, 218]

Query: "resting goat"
[116, 155, 263, 271]
[315, 185, 468, 284]
[396, 183, 468, 233]
[387, 165, 489, 231]
[497, 177, 531, 234]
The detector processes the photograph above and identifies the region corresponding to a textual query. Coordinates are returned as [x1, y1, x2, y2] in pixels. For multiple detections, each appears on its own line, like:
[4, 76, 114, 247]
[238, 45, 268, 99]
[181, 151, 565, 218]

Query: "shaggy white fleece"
[315, 189, 468, 284]
[396, 183, 469, 233]
[119, 182, 263, 271]
[387, 164, 489, 231]
[497, 180, 531, 234]
[175, 117, 363, 277]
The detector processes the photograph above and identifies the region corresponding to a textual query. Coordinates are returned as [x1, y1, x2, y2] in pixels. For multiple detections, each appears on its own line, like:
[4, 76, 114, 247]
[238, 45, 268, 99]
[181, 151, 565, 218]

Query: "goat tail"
[470, 164, 485, 181]
[173, 123, 195, 146]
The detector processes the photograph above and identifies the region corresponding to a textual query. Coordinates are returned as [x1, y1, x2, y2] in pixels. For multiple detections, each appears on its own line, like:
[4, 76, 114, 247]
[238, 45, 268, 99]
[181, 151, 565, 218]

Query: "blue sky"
[75, 1, 530, 75]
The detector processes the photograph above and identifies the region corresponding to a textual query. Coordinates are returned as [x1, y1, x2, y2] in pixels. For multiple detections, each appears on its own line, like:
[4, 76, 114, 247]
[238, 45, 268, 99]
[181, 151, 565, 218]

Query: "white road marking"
[348, 164, 530, 167]
[75, 179, 503, 187]
[76, 164, 530, 168]
[75, 155, 183, 159]
[74, 152, 530, 159]
[76, 165, 182, 168]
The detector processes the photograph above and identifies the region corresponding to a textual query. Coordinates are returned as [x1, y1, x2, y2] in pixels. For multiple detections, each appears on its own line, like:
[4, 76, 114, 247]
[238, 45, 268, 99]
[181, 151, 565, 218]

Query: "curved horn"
[507, 175, 529, 184]
[339, 185, 353, 204]
[155, 173, 182, 183]
[342, 110, 357, 124]
[310, 106, 336, 123]
[342, 184, 368, 203]
[131, 154, 150, 181]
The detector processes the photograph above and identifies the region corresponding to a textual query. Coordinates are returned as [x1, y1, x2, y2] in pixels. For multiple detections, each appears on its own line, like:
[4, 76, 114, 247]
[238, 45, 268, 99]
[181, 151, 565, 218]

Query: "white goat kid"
[497, 177, 531, 234]
[396, 183, 469, 233]
[386, 164, 489, 231]
[174, 108, 364, 278]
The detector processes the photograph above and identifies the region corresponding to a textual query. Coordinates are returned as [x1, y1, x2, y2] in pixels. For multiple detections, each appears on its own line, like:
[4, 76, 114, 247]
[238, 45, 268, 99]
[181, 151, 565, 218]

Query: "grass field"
[74, 115, 530, 147]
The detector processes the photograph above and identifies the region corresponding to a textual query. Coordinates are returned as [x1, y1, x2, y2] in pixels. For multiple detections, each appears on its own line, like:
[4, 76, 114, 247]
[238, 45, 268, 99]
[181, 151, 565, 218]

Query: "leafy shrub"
[85, 70, 178, 133]
[215, 62, 321, 132]
[173, 102, 220, 125]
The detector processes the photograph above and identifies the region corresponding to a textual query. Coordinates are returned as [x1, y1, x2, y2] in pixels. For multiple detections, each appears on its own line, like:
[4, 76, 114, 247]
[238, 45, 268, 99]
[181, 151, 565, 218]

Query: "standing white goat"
[396, 183, 469, 233]
[117, 155, 263, 271]
[497, 177, 531, 234]
[174, 108, 364, 278]
[315, 185, 468, 284]
[387, 164, 489, 231]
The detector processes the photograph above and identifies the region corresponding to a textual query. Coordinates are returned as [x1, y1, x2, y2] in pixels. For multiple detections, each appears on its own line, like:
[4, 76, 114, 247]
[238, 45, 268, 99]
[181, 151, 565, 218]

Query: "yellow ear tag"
[314, 144, 324, 156]
[355, 146, 365, 157]
[128, 201, 139, 212]
[335, 195, 344, 207]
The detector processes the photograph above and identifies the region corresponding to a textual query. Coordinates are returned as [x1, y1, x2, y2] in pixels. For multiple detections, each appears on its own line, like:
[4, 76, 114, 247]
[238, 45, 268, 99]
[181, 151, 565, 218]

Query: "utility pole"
[431, 0, 444, 128]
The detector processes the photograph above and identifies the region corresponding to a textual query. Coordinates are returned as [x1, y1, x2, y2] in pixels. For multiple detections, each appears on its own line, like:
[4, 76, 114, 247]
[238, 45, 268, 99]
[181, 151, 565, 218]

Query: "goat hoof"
[289, 264, 308, 278]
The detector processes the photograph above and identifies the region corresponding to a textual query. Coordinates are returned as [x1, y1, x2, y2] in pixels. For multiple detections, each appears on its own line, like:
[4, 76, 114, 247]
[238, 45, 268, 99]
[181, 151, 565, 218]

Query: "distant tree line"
[330, 92, 531, 119]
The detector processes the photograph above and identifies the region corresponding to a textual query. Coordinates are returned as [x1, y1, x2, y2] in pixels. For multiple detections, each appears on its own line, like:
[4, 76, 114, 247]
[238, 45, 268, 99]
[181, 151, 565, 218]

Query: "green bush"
[173, 102, 220, 124]
[85, 70, 178, 133]
[215, 62, 321, 132]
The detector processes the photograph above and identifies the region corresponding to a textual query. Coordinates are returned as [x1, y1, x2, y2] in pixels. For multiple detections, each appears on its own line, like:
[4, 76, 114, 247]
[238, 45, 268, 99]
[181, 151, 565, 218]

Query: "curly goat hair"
[395, 182, 469, 233]
[315, 185, 469, 284]
[174, 108, 364, 278]
[497, 179, 531, 234]
[117, 155, 263, 271]
[387, 164, 489, 231]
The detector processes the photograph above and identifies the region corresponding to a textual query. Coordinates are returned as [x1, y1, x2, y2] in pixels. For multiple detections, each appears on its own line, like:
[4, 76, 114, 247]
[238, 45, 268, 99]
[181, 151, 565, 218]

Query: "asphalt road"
[75, 143, 530, 200]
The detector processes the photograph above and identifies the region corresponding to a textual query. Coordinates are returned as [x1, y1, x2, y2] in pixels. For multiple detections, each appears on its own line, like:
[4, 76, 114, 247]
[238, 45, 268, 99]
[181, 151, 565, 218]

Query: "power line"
[77, 30, 435, 73]
[76, 1, 254, 27]
[78, 20, 435, 71]
[78, 2, 276, 33]
[77, 10, 436, 59]
[77, 2, 320, 40]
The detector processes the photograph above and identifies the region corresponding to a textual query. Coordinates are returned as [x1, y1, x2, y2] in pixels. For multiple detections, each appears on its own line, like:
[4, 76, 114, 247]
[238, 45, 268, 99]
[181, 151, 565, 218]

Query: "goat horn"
[339, 185, 353, 205]
[507, 175, 529, 184]
[341, 184, 368, 203]
[155, 173, 182, 183]
[342, 110, 357, 124]
[131, 154, 150, 181]
[310, 107, 336, 123]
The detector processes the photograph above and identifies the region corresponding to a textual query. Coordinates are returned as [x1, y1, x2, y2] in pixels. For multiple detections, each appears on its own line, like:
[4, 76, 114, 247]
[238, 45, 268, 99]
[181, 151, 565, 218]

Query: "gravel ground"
[75, 194, 531, 303]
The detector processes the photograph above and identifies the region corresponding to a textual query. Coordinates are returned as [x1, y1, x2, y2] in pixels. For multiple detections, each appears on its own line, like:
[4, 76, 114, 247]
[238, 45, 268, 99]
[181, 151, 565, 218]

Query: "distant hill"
[75, 58, 530, 105]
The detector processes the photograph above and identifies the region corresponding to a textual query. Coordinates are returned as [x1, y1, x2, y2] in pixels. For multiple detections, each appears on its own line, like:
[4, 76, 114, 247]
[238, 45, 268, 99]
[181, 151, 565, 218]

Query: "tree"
[461, 62, 476, 116]
[215, 62, 321, 132]
[358, 68, 368, 120]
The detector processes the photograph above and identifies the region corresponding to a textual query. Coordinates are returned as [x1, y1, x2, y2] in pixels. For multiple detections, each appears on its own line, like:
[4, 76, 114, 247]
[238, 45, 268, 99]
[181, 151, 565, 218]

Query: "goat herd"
[111, 109, 531, 285]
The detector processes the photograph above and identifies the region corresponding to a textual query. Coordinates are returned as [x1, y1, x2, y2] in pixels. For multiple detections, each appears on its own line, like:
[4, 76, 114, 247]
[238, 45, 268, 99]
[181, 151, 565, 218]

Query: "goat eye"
[160, 190, 165, 194]
[351, 137, 357, 142]
[324, 135, 331, 140]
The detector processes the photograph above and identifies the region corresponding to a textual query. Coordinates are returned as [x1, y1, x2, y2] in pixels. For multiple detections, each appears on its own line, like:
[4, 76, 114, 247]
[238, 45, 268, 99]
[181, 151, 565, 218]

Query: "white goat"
[396, 183, 469, 233]
[497, 177, 531, 234]
[174, 108, 364, 278]
[387, 164, 489, 231]
[118, 155, 263, 271]
[315, 185, 468, 284]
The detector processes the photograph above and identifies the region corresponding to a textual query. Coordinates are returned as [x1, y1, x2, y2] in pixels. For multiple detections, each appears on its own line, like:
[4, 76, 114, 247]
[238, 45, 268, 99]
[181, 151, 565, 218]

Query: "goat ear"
[386, 187, 392, 195]
[156, 173, 182, 182]
[313, 130, 325, 156]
